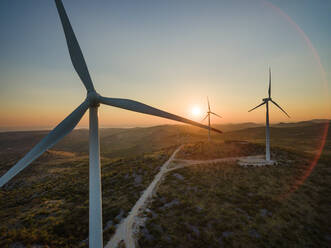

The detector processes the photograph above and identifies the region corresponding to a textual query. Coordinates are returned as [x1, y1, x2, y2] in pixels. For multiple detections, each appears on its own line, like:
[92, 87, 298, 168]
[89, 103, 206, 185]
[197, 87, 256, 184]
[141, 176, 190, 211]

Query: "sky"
[0, 0, 330, 130]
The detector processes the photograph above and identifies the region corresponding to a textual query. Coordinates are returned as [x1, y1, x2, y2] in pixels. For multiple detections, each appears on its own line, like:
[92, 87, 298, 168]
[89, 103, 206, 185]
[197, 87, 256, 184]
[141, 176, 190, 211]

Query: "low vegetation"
[177, 141, 265, 160]
[138, 147, 330, 247]
[0, 147, 176, 247]
[0, 121, 330, 247]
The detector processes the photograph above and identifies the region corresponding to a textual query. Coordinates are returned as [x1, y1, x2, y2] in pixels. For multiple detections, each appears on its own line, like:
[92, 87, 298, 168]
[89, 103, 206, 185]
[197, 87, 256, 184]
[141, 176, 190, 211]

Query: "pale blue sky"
[0, 0, 330, 130]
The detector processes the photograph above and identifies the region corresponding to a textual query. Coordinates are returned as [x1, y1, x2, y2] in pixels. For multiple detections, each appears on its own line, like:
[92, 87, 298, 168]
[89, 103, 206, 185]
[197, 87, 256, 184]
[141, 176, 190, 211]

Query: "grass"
[138, 146, 330, 248]
[177, 141, 265, 160]
[0, 121, 330, 247]
[0, 146, 176, 247]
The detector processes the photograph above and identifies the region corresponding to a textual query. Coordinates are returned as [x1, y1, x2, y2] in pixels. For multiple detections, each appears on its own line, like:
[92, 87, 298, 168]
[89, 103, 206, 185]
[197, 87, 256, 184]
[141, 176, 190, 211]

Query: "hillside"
[0, 120, 330, 247]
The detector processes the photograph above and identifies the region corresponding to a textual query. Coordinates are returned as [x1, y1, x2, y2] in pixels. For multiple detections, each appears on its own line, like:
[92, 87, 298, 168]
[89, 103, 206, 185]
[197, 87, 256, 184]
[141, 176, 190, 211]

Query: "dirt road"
[105, 147, 263, 248]
[105, 146, 183, 248]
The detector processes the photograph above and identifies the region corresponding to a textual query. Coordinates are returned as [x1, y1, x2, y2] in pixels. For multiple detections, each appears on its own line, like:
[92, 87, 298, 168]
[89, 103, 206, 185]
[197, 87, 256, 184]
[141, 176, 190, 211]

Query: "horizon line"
[0, 118, 329, 133]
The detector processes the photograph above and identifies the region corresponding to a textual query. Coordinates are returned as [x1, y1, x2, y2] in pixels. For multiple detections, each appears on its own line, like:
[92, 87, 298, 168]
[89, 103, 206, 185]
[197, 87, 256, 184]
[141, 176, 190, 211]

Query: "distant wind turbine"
[202, 97, 222, 141]
[0, 1, 222, 247]
[248, 68, 290, 161]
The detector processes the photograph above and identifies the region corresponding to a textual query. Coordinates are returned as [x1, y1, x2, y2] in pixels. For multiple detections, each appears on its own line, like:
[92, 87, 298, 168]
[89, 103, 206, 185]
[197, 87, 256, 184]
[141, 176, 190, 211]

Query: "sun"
[191, 106, 201, 117]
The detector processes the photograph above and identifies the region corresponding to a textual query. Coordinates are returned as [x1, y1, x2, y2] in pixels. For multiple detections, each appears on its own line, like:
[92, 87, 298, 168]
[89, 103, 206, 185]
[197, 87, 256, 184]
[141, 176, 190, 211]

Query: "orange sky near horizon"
[1, 91, 329, 131]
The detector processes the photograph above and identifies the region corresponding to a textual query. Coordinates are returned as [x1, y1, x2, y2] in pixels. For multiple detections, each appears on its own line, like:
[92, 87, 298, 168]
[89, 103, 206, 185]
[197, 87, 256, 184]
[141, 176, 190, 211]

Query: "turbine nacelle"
[87, 91, 101, 107]
[263, 97, 271, 102]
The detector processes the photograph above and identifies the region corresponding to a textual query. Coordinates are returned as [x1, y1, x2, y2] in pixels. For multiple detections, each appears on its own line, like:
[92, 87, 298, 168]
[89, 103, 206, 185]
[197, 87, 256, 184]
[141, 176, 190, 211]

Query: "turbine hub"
[87, 91, 100, 107]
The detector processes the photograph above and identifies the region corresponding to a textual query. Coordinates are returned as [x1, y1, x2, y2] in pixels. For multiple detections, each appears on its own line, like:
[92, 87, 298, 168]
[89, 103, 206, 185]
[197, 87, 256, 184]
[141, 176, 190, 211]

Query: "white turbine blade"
[268, 67, 271, 98]
[207, 97, 210, 111]
[99, 96, 222, 134]
[0, 100, 89, 187]
[210, 112, 222, 118]
[55, 0, 95, 92]
[201, 114, 209, 122]
[248, 102, 265, 112]
[270, 100, 290, 118]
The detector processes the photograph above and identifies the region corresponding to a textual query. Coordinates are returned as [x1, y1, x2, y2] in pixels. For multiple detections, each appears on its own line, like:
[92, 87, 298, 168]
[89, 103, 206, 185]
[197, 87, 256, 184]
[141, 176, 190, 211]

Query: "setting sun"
[191, 106, 202, 117]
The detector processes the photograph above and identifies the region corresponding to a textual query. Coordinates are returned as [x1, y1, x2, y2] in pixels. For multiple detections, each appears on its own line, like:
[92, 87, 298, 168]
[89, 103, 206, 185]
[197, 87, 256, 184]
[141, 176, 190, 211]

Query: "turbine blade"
[0, 100, 89, 187]
[55, 0, 95, 92]
[248, 102, 265, 112]
[270, 100, 290, 118]
[210, 112, 222, 118]
[202, 114, 209, 122]
[207, 97, 210, 111]
[268, 67, 271, 98]
[99, 96, 222, 134]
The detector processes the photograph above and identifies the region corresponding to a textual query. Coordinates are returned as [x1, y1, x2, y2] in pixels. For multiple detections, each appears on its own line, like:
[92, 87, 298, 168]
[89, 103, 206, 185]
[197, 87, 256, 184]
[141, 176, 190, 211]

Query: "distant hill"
[0, 120, 329, 158]
[272, 119, 330, 128]
[214, 122, 262, 132]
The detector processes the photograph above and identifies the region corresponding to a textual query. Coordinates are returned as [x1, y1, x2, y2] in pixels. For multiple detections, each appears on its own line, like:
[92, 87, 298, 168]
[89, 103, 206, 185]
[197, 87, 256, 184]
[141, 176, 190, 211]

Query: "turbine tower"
[0, 1, 222, 247]
[248, 68, 290, 161]
[202, 97, 222, 141]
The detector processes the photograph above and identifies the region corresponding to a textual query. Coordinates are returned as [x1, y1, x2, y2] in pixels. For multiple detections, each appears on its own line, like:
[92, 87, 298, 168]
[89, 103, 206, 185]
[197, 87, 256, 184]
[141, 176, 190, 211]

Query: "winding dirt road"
[105, 146, 263, 248]
[105, 146, 183, 248]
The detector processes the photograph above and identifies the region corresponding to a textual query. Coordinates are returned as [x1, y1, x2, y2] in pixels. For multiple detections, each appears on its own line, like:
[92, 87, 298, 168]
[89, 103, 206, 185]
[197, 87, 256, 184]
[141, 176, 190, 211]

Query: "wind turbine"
[0, 1, 222, 247]
[248, 68, 290, 161]
[202, 97, 222, 141]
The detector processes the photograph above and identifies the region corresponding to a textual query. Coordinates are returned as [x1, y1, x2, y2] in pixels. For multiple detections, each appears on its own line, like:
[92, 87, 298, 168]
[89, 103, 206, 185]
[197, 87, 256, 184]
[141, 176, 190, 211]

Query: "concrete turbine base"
[238, 156, 277, 167]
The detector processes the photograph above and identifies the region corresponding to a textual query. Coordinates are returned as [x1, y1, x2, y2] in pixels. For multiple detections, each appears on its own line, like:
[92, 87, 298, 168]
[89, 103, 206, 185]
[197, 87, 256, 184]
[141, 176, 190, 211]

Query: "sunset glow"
[191, 106, 202, 117]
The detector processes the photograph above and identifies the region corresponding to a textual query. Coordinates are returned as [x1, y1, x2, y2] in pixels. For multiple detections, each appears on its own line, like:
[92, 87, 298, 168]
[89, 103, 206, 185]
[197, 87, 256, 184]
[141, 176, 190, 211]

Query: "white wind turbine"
[202, 97, 222, 141]
[248, 68, 290, 161]
[0, 1, 222, 247]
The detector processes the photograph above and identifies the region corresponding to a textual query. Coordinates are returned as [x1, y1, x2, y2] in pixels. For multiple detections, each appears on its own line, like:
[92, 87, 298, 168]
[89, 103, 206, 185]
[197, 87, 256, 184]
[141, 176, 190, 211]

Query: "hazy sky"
[0, 0, 330, 130]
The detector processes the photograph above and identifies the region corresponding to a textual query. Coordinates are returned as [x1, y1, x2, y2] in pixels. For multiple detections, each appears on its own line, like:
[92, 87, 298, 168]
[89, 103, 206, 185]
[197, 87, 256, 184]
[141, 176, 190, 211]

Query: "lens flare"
[264, 0, 330, 199]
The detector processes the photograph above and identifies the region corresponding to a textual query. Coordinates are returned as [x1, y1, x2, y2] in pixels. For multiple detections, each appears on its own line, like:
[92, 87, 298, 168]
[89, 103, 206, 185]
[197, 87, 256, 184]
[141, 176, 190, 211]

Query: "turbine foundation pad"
[238, 157, 277, 167]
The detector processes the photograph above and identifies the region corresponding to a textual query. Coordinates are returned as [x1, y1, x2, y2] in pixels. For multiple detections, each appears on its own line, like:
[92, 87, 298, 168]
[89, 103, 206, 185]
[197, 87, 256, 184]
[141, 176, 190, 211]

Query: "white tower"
[248, 68, 290, 161]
